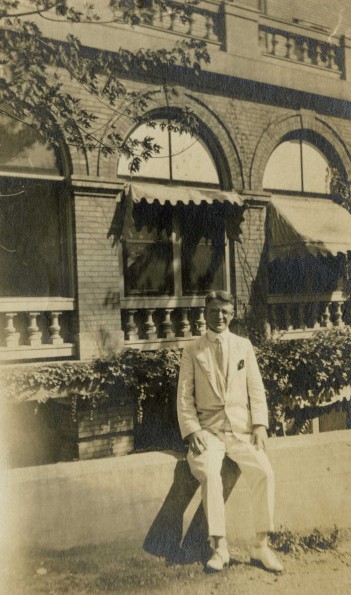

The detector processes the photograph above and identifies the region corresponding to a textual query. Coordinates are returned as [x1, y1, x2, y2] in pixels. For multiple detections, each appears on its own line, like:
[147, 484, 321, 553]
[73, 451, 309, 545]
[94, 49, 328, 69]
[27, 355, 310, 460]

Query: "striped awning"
[268, 195, 351, 261]
[109, 182, 245, 245]
[121, 182, 244, 206]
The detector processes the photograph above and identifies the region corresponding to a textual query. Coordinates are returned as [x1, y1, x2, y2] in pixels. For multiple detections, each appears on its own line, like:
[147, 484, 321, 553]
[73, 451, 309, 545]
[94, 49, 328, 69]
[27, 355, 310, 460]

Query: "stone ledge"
[2, 431, 351, 550]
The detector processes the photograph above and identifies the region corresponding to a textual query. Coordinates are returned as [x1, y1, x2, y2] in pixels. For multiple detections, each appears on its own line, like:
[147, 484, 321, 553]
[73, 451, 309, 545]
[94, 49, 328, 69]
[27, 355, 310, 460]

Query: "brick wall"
[53, 29, 351, 354]
[68, 80, 351, 349]
[235, 203, 267, 317]
[74, 192, 124, 359]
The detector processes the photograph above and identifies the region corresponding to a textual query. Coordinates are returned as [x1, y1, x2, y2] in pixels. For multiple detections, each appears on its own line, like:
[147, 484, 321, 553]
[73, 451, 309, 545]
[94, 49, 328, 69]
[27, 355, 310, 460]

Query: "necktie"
[215, 335, 226, 381]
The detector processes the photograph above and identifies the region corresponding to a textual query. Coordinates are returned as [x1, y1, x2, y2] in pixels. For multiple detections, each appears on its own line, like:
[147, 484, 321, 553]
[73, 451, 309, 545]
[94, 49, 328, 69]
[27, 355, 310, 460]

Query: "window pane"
[118, 123, 170, 179]
[123, 241, 174, 295]
[117, 119, 219, 183]
[0, 179, 68, 296]
[263, 138, 332, 193]
[0, 115, 60, 175]
[302, 142, 331, 193]
[263, 140, 302, 191]
[182, 238, 225, 295]
[171, 133, 219, 183]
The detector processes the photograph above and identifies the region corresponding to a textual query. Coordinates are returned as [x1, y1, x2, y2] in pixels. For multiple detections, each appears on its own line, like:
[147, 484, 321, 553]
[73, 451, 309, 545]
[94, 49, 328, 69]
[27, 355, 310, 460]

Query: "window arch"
[116, 112, 235, 298]
[0, 115, 63, 176]
[118, 114, 220, 185]
[0, 114, 71, 297]
[262, 130, 345, 194]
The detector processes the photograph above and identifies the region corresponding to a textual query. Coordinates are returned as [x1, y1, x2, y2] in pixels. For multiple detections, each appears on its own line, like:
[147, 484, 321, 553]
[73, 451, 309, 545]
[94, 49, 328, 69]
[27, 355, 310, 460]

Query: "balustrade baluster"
[204, 14, 215, 41]
[258, 28, 267, 52]
[264, 319, 272, 340]
[179, 308, 192, 338]
[334, 301, 345, 327]
[169, 9, 176, 31]
[144, 309, 157, 340]
[187, 14, 194, 37]
[265, 31, 274, 54]
[329, 46, 340, 71]
[160, 6, 172, 29]
[272, 33, 279, 56]
[195, 307, 207, 336]
[301, 39, 312, 64]
[270, 303, 277, 329]
[322, 302, 332, 328]
[27, 312, 42, 346]
[125, 309, 139, 341]
[4, 312, 20, 347]
[311, 302, 321, 329]
[285, 34, 293, 59]
[160, 308, 175, 339]
[264, 304, 272, 339]
[285, 303, 293, 331]
[48, 311, 64, 345]
[315, 42, 324, 67]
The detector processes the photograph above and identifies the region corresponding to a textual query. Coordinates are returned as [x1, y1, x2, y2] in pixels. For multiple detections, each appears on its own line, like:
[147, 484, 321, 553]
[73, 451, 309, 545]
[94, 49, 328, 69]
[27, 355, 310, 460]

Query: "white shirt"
[207, 328, 232, 432]
[207, 328, 230, 392]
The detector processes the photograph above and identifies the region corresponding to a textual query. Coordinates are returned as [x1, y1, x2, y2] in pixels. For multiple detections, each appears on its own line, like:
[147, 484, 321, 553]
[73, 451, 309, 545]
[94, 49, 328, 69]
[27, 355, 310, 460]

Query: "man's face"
[205, 299, 234, 333]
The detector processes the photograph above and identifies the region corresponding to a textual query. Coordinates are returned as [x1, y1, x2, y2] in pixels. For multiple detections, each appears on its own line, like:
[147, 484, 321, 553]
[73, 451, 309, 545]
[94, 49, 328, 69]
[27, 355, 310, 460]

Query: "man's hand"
[188, 430, 208, 455]
[252, 425, 268, 450]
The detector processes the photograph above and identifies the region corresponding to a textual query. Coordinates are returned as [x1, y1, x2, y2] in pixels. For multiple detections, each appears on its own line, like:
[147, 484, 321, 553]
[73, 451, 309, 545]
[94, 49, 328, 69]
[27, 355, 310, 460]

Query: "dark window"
[122, 202, 226, 297]
[180, 204, 226, 295]
[123, 225, 174, 296]
[0, 179, 70, 296]
[0, 116, 70, 297]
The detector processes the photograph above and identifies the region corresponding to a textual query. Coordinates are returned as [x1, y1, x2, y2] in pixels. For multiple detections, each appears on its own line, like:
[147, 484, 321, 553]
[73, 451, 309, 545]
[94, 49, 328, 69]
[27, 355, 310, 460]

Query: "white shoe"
[206, 548, 230, 572]
[251, 545, 283, 572]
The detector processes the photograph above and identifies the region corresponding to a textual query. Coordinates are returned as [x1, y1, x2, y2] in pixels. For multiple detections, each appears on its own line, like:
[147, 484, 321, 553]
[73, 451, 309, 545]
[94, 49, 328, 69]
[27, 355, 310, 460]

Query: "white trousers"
[187, 430, 275, 537]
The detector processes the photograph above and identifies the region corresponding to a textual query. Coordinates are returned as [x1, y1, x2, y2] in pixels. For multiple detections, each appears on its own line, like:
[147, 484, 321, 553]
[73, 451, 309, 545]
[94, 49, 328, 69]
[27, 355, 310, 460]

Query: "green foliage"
[0, 0, 210, 162]
[269, 526, 339, 553]
[255, 328, 351, 434]
[1, 329, 351, 445]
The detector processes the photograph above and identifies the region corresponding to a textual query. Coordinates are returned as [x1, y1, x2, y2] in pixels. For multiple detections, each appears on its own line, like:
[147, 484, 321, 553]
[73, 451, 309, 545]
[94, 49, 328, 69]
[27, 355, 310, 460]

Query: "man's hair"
[205, 290, 235, 308]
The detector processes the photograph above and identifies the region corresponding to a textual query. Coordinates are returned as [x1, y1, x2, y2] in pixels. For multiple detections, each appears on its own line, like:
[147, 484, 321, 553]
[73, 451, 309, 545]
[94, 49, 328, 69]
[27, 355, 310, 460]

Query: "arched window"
[118, 119, 220, 184]
[117, 116, 233, 298]
[0, 115, 71, 297]
[262, 132, 342, 194]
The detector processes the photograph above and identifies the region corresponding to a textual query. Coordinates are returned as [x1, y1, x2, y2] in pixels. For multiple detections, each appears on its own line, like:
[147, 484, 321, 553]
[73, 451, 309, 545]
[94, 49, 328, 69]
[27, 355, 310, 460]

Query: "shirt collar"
[207, 328, 230, 342]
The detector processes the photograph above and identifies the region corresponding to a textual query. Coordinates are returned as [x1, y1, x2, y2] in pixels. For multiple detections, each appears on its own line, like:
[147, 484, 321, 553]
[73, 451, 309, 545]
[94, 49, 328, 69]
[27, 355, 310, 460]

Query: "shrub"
[1, 329, 351, 448]
[269, 526, 339, 553]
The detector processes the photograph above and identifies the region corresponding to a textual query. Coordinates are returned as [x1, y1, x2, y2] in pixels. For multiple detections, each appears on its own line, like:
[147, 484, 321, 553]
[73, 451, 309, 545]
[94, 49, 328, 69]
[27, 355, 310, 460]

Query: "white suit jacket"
[177, 332, 268, 440]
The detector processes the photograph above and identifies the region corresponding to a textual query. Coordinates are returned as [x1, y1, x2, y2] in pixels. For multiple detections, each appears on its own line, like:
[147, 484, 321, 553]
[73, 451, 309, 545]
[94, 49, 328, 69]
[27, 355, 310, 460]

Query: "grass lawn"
[1, 528, 351, 595]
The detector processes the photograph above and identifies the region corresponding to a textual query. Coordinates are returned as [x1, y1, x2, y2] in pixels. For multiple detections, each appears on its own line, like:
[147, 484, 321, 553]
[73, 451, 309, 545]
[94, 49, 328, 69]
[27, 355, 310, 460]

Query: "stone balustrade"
[259, 23, 342, 74]
[121, 298, 207, 347]
[0, 297, 76, 362]
[134, 1, 222, 45]
[266, 292, 351, 339]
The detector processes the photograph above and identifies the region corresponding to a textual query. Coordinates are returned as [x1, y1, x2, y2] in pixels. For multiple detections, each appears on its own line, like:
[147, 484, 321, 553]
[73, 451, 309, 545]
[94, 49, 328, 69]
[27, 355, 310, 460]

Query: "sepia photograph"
[0, 1, 351, 593]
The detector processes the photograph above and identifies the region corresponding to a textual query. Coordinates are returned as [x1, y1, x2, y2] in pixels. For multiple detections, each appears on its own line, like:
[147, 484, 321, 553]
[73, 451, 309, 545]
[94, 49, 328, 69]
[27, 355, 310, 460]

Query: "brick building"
[2, 0, 351, 363]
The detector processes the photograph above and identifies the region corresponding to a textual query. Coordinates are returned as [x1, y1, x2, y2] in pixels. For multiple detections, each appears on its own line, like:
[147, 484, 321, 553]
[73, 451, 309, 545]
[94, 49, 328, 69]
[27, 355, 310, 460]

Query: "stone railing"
[121, 297, 207, 348]
[0, 297, 76, 362]
[266, 291, 351, 339]
[259, 22, 343, 74]
[133, 0, 223, 45]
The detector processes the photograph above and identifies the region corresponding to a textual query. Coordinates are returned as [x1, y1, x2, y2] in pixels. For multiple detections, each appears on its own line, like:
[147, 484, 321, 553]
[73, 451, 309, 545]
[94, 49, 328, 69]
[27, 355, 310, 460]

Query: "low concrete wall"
[1, 431, 351, 551]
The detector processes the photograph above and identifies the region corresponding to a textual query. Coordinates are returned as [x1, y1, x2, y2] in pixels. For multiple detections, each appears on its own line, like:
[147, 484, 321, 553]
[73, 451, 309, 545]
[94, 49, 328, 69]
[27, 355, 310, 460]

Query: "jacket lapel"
[226, 333, 239, 394]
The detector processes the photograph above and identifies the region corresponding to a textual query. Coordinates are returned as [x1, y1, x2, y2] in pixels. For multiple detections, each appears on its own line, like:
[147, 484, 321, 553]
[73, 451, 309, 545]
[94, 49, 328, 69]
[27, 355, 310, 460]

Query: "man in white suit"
[177, 290, 283, 573]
